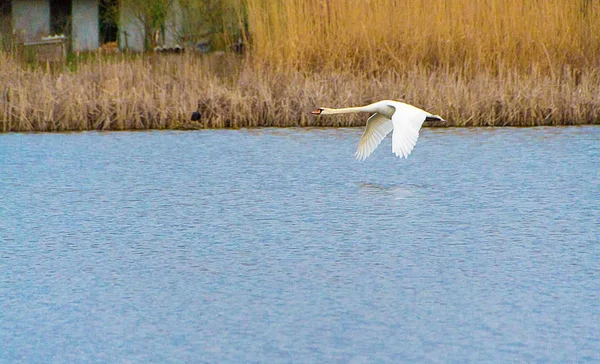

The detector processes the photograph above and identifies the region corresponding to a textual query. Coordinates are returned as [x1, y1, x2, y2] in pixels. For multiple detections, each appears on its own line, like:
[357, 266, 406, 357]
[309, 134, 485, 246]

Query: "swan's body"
[311, 100, 444, 160]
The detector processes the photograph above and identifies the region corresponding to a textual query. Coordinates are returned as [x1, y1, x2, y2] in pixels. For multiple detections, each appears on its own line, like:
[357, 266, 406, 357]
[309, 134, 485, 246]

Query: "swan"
[311, 100, 444, 160]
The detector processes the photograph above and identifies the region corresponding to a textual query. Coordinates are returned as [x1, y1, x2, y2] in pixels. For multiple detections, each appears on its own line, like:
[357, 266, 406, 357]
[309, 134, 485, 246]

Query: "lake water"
[1, 127, 599, 362]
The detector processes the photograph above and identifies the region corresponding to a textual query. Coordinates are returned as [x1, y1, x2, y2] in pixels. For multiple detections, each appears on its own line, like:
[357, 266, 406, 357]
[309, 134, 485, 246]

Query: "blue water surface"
[1, 126, 599, 362]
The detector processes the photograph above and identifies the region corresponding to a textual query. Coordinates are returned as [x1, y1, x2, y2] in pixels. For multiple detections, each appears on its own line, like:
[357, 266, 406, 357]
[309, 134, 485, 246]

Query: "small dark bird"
[191, 111, 201, 121]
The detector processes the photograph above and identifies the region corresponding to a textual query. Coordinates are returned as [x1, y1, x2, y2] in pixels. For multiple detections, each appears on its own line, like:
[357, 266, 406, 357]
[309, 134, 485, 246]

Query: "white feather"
[355, 113, 394, 161]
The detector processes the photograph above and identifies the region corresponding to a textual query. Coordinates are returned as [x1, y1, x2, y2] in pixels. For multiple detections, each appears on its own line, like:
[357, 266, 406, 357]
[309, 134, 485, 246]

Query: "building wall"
[164, 0, 182, 47]
[12, 0, 50, 42]
[119, 0, 144, 51]
[119, 0, 182, 51]
[72, 0, 99, 51]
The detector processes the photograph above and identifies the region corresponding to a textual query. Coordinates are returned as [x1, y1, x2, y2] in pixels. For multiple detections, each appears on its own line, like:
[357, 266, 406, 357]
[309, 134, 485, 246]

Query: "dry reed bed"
[1, 0, 600, 131]
[1, 52, 599, 132]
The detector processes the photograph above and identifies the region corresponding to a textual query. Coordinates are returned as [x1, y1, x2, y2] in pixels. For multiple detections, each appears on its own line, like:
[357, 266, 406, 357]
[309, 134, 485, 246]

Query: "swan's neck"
[321, 102, 394, 117]
[321, 106, 369, 115]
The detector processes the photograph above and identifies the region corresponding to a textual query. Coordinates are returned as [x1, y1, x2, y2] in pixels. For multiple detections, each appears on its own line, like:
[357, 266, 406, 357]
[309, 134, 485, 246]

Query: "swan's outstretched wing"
[355, 113, 394, 160]
[391, 106, 426, 158]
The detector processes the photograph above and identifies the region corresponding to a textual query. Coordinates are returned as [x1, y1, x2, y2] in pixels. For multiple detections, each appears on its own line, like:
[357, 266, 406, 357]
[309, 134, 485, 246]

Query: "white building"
[7, 0, 100, 51]
[2, 0, 182, 52]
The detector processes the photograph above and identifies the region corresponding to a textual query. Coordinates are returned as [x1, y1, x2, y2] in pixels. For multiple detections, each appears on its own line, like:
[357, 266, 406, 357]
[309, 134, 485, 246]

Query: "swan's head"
[311, 107, 325, 115]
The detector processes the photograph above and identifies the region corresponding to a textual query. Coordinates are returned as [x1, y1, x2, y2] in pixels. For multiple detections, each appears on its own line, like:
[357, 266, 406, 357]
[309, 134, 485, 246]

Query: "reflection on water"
[1, 126, 599, 362]
[358, 182, 428, 200]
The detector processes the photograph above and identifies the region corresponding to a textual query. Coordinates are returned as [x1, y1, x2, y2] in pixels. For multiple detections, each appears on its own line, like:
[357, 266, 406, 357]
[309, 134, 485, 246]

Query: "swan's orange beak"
[311, 108, 323, 115]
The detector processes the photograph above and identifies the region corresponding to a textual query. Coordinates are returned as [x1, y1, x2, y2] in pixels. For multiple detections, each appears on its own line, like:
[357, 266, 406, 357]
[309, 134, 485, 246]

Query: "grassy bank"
[1, 0, 600, 132]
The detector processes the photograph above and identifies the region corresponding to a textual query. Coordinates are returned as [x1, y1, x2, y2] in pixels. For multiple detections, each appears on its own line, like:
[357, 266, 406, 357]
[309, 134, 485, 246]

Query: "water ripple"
[1, 127, 599, 362]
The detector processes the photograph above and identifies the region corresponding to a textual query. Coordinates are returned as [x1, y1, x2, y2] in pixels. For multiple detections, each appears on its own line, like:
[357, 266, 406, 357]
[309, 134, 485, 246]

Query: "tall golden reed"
[244, 0, 600, 73]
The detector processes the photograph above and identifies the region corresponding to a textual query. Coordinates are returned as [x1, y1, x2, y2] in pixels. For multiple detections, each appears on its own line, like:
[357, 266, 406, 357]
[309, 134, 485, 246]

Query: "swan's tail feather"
[425, 115, 445, 122]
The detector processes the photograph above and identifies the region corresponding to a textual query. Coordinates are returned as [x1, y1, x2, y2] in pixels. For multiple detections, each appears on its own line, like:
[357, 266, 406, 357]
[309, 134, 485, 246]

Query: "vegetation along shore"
[1, 0, 599, 132]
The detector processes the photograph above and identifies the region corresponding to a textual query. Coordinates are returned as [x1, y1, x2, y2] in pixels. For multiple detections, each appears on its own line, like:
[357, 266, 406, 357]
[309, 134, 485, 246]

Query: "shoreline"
[2, 124, 598, 136]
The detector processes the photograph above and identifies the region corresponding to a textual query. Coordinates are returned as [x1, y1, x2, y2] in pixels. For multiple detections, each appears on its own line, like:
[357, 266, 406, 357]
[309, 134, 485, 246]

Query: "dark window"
[49, 0, 71, 36]
[0, 0, 11, 27]
[100, 0, 118, 43]
[0, 0, 12, 48]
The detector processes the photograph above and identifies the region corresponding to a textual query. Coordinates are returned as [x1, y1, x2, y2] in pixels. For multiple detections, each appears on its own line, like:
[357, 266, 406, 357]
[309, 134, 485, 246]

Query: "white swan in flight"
[311, 100, 444, 160]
